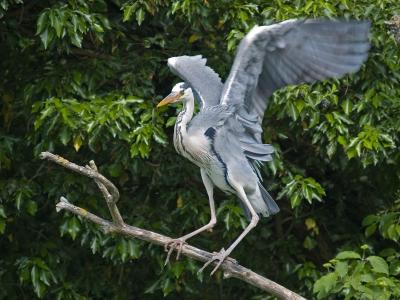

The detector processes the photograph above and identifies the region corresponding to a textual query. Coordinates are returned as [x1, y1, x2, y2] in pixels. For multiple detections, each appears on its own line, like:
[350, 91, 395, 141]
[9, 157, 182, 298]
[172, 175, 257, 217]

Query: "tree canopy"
[1, 0, 400, 299]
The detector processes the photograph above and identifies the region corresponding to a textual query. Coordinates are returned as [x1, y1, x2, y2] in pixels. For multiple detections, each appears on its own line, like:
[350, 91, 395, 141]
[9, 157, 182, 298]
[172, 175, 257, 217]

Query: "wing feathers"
[221, 19, 370, 125]
[219, 19, 370, 166]
[168, 55, 223, 109]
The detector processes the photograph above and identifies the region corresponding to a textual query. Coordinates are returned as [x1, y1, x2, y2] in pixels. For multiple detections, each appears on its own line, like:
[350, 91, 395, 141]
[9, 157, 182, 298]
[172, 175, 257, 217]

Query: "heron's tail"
[258, 183, 280, 217]
[239, 183, 280, 220]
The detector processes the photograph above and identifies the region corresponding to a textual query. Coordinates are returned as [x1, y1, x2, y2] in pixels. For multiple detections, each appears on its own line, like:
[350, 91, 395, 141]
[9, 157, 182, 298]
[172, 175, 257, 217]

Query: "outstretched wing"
[221, 19, 370, 143]
[168, 55, 223, 109]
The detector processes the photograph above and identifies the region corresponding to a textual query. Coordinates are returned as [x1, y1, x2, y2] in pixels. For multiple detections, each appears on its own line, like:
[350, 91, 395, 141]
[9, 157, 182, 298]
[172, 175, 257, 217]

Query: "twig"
[40, 152, 123, 226]
[40, 151, 306, 300]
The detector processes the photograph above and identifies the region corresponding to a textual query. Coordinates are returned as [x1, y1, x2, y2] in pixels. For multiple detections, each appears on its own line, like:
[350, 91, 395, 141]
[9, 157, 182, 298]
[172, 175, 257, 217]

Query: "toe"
[210, 260, 223, 276]
[198, 258, 214, 274]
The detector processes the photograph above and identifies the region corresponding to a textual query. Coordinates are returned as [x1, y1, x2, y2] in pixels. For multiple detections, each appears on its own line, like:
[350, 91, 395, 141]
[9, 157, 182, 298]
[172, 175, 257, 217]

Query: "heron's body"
[174, 100, 236, 194]
[159, 19, 371, 273]
[174, 95, 276, 215]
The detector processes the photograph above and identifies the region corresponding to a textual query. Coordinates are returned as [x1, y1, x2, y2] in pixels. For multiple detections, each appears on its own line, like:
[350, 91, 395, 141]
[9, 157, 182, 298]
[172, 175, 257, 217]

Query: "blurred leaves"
[314, 245, 400, 299]
[278, 175, 325, 208]
[32, 96, 167, 158]
[36, 1, 110, 49]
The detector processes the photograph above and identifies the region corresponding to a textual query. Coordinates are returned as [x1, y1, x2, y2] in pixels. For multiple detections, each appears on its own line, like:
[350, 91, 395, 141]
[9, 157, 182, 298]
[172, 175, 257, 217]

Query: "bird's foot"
[164, 238, 187, 266]
[198, 248, 237, 276]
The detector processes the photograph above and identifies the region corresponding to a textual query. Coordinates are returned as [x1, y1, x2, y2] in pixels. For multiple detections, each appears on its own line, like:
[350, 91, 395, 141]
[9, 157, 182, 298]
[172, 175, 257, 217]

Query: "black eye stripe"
[181, 82, 190, 90]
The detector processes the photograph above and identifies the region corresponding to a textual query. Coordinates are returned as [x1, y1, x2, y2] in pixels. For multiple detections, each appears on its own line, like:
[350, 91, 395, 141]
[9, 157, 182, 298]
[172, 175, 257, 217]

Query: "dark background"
[1, 0, 400, 299]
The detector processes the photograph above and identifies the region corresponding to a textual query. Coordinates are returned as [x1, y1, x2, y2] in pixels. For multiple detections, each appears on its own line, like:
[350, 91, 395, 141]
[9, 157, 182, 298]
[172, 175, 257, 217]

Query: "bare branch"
[40, 152, 124, 226]
[40, 151, 306, 300]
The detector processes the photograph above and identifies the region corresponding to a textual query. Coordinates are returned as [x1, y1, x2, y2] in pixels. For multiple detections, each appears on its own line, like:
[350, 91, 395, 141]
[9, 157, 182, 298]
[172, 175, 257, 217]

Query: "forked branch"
[40, 152, 306, 300]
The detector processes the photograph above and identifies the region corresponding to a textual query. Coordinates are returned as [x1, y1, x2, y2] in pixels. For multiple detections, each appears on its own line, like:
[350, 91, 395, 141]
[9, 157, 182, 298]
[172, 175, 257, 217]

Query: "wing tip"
[168, 55, 206, 68]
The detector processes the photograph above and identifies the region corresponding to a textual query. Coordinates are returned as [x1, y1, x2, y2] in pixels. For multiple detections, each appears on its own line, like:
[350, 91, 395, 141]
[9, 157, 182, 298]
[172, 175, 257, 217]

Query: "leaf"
[335, 251, 361, 260]
[367, 256, 389, 275]
[73, 136, 83, 152]
[39, 270, 50, 286]
[70, 32, 83, 48]
[40, 28, 52, 49]
[67, 217, 81, 240]
[365, 224, 377, 237]
[108, 164, 122, 177]
[153, 131, 167, 145]
[362, 215, 379, 226]
[36, 12, 48, 35]
[59, 127, 71, 146]
[303, 236, 317, 250]
[90, 237, 99, 254]
[337, 135, 347, 146]
[176, 195, 183, 208]
[305, 218, 317, 230]
[15, 191, 23, 210]
[224, 211, 230, 231]
[53, 16, 63, 38]
[127, 240, 141, 259]
[188, 34, 200, 43]
[92, 23, 104, 33]
[390, 260, 400, 276]
[0, 219, 6, 234]
[31, 265, 39, 290]
[144, 279, 161, 294]
[313, 272, 338, 299]
[0, 205, 6, 218]
[26, 200, 38, 216]
[170, 261, 184, 278]
[287, 102, 299, 121]
[290, 193, 301, 208]
[360, 273, 374, 283]
[136, 8, 145, 25]
[336, 261, 348, 278]
[166, 116, 176, 127]
[162, 278, 174, 296]
[123, 4, 136, 22]
[342, 99, 353, 114]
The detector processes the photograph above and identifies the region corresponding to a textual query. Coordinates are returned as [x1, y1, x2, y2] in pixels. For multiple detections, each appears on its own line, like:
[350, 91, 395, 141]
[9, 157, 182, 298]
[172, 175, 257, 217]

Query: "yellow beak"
[156, 92, 182, 108]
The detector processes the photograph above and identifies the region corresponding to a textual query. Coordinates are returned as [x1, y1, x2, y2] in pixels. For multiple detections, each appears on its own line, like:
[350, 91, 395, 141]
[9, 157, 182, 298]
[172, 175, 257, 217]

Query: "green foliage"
[16, 257, 58, 298]
[314, 198, 400, 299]
[32, 95, 167, 157]
[314, 245, 400, 299]
[1, 0, 400, 299]
[363, 199, 400, 241]
[36, 1, 110, 49]
[278, 175, 325, 208]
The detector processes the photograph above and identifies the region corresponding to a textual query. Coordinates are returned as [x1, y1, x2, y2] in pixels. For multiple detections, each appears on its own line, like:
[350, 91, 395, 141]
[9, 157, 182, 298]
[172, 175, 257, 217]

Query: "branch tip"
[56, 197, 71, 212]
[55, 204, 63, 213]
[89, 160, 97, 170]
[39, 151, 50, 160]
[60, 196, 70, 204]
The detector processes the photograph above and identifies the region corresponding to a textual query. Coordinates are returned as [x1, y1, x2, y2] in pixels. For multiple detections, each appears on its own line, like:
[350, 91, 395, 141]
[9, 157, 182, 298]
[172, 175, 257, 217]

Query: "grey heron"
[157, 19, 370, 275]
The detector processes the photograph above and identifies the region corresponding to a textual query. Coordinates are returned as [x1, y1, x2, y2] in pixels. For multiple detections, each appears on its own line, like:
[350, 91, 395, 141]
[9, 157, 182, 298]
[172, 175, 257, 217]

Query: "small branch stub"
[40, 151, 306, 300]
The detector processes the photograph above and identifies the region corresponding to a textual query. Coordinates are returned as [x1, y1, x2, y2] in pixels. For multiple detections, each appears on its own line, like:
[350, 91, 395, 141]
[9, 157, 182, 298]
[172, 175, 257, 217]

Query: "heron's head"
[157, 82, 192, 107]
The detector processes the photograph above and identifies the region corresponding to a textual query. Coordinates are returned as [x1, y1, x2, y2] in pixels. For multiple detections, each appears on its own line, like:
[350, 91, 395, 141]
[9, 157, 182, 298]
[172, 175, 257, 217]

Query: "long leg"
[199, 183, 259, 275]
[165, 168, 217, 264]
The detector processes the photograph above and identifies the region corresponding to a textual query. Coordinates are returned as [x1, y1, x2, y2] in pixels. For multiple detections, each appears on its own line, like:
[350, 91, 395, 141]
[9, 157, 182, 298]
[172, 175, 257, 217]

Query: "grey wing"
[192, 108, 274, 179]
[168, 55, 223, 109]
[221, 19, 370, 143]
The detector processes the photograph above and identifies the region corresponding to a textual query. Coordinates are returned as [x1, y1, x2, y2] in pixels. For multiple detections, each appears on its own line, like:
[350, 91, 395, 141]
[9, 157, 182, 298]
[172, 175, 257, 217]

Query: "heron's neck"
[174, 90, 194, 158]
[177, 92, 195, 132]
